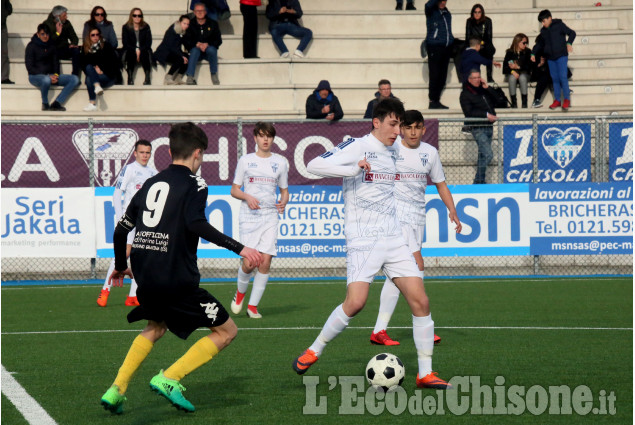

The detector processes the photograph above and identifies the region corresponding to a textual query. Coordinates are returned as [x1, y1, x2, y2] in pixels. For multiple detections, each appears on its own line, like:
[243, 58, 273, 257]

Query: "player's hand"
[275, 200, 287, 213]
[109, 268, 133, 287]
[246, 195, 260, 210]
[449, 211, 462, 233]
[240, 247, 262, 267]
[358, 158, 371, 172]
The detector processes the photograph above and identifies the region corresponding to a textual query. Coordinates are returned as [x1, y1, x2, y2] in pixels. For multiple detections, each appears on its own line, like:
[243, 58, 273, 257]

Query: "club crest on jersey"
[419, 153, 429, 167]
[270, 162, 279, 173]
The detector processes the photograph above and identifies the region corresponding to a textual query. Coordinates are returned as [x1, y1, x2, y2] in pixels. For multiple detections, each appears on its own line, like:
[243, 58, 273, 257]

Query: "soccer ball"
[365, 353, 405, 392]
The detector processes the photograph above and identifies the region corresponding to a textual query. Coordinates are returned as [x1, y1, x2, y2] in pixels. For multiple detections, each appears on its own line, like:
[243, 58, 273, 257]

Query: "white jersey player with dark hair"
[370, 110, 462, 346]
[97, 140, 158, 307]
[292, 98, 453, 389]
[230, 121, 289, 318]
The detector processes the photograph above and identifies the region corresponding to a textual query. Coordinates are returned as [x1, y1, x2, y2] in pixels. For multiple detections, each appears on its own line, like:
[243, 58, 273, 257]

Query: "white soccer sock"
[128, 278, 138, 297]
[309, 304, 352, 356]
[248, 272, 269, 307]
[236, 266, 251, 294]
[103, 259, 116, 291]
[373, 278, 401, 334]
[421, 269, 425, 281]
[413, 314, 434, 377]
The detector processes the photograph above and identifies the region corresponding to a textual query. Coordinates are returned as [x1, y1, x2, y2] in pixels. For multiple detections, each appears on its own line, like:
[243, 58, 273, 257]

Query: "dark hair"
[253, 121, 276, 138]
[126, 7, 147, 29]
[169, 122, 208, 160]
[378, 79, 391, 87]
[87, 6, 111, 26]
[82, 26, 103, 54]
[179, 14, 190, 22]
[135, 139, 152, 151]
[469, 36, 482, 47]
[402, 110, 424, 127]
[538, 9, 551, 22]
[508, 33, 529, 53]
[469, 4, 486, 23]
[372, 97, 405, 122]
[37, 23, 50, 34]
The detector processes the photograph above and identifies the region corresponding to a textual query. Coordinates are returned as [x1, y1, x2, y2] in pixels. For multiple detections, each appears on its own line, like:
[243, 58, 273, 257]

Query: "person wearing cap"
[306, 80, 344, 121]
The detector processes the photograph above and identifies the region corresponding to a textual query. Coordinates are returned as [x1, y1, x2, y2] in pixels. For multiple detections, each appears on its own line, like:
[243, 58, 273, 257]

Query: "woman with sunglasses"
[503, 33, 532, 108]
[465, 4, 495, 82]
[83, 6, 117, 49]
[80, 27, 122, 112]
[121, 8, 153, 85]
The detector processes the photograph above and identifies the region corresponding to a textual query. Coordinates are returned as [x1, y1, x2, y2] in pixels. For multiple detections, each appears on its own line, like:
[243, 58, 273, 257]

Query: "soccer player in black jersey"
[100, 122, 261, 414]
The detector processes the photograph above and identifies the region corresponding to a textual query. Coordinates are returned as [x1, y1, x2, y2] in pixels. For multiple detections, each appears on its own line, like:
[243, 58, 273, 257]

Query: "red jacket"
[240, 0, 261, 5]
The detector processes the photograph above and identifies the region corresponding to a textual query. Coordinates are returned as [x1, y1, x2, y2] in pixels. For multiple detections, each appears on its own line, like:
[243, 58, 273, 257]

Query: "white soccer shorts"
[400, 222, 425, 254]
[346, 235, 421, 284]
[239, 220, 278, 256]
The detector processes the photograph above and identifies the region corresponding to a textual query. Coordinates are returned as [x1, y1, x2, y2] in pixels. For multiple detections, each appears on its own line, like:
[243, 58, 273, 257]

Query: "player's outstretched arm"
[307, 141, 366, 178]
[239, 246, 262, 267]
[188, 220, 246, 256]
[109, 267, 134, 287]
[436, 182, 462, 234]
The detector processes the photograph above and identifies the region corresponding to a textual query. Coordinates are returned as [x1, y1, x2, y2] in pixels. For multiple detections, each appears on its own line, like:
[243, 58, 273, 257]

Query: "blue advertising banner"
[608, 122, 633, 182]
[537, 124, 591, 182]
[503, 124, 533, 183]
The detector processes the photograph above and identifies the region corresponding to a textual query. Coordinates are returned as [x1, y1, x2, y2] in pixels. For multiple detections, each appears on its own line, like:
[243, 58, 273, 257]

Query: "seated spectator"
[122, 8, 153, 85]
[83, 6, 117, 49]
[364, 79, 398, 119]
[80, 27, 122, 112]
[460, 37, 500, 83]
[189, 0, 230, 22]
[266, 0, 313, 58]
[25, 24, 79, 111]
[531, 9, 576, 111]
[459, 69, 497, 184]
[306, 80, 343, 121]
[503, 33, 531, 108]
[465, 4, 495, 82]
[396, 1, 416, 10]
[154, 15, 190, 85]
[42, 5, 80, 76]
[184, 3, 222, 85]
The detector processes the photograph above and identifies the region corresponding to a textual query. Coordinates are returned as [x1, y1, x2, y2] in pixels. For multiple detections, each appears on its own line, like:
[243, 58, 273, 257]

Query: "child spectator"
[83, 6, 117, 49]
[154, 15, 191, 85]
[121, 8, 153, 85]
[306, 80, 344, 121]
[460, 37, 501, 83]
[503, 33, 531, 108]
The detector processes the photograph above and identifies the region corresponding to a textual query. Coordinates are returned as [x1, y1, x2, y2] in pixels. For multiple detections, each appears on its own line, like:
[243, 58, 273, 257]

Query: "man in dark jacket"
[363, 79, 398, 119]
[42, 5, 80, 76]
[531, 10, 575, 111]
[425, 0, 453, 109]
[1, 0, 13, 83]
[459, 69, 497, 184]
[306, 80, 344, 121]
[184, 2, 222, 85]
[266, 0, 313, 58]
[25, 24, 80, 111]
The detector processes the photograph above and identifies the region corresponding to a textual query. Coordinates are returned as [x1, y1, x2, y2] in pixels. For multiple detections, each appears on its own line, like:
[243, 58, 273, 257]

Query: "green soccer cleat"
[100, 385, 126, 414]
[149, 370, 195, 412]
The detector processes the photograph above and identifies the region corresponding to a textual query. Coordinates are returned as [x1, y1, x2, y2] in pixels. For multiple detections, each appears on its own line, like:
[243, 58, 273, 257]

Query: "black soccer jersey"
[114, 164, 244, 294]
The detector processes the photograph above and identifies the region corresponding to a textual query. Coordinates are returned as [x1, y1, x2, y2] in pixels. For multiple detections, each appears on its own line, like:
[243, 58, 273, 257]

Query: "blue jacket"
[425, 0, 454, 47]
[532, 19, 576, 61]
[460, 48, 491, 82]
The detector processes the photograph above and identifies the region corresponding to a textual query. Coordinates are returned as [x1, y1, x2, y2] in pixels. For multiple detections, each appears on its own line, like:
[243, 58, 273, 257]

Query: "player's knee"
[344, 299, 366, 316]
[218, 321, 238, 346]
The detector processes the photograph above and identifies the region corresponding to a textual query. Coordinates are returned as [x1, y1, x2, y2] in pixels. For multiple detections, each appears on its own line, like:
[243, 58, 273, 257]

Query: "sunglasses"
[90, 33, 100, 37]
[520, 41, 528, 45]
[94, 12, 105, 16]
[133, 14, 143, 18]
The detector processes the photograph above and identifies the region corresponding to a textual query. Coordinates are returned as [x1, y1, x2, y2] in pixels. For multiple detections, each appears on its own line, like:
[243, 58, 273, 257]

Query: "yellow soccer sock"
[113, 334, 154, 394]
[164, 336, 219, 381]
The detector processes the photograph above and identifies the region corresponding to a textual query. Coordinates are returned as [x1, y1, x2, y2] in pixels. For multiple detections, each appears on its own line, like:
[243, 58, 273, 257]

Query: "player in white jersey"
[97, 140, 158, 307]
[370, 110, 462, 346]
[230, 122, 289, 318]
[292, 98, 452, 389]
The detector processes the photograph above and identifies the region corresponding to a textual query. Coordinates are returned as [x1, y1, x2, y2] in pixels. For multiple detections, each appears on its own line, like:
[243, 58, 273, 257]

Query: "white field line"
[1, 365, 57, 425]
[1, 325, 632, 335]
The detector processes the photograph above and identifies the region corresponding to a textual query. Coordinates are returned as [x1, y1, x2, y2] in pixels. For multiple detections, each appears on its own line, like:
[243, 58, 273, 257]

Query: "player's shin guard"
[309, 304, 351, 356]
[236, 266, 251, 294]
[113, 334, 154, 394]
[412, 314, 434, 377]
[103, 259, 116, 290]
[373, 278, 400, 334]
[164, 336, 219, 381]
[129, 279, 138, 297]
[248, 272, 269, 308]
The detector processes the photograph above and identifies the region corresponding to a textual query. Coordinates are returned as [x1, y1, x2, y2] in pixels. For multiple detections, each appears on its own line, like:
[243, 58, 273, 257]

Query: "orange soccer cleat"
[416, 372, 453, 389]
[125, 296, 140, 306]
[292, 349, 319, 375]
[434, 334, 441, 344]
[97, 289, 110, 307]
[370, 330, 400, 346]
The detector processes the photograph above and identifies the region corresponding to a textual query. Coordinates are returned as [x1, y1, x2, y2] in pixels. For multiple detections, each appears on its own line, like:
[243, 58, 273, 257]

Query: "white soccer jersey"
[392, 139, 445, 225]
[114, 161, 158, 220]
[233, 152, 289, 223]
[307, 134, 402, 240]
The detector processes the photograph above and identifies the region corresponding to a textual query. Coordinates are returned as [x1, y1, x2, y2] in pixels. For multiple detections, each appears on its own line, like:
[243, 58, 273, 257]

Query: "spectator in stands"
[306, 80, 344, 121]
[189, 0, 230, 22]
[364, 79, 399, 119]
[81, 27, 122, 112]
[154, 15, 190, 85]
[122, 8, 153, 85]
[1, 0, 13, 84]
[43, 6, 81, 77]
[531, 9, 575, 111]
[425, 0, 453, 109]
[503, 33, 531, 108]
[460, 69, 497, 184]
[25, 24, 80, 111]
[396, 0, 416, 10]
[184, 2, 222, 85]
[465, 4, 495, 82]
[460, 37, 500, 83]
[83, 6, 117, 49]
[240, 0, 260, 59]
[530, 33, 550, 108]
[266, 0, 313, 58]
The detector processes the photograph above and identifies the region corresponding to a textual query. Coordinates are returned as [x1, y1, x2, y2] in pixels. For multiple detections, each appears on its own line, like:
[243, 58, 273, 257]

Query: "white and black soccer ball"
[365, 353, 405, 392]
